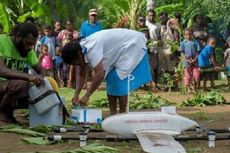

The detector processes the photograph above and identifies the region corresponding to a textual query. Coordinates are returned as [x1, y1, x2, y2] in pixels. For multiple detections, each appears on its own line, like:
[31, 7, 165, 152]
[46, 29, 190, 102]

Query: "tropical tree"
[0, 0, 98, 32]
[0, 0, 50, 32]
[147, 0, 155, 10]
[0, 2, 11, 32]
[98, 0, 146, 29]
[155, 0, 230, 31]
[1, 0, 230, 32]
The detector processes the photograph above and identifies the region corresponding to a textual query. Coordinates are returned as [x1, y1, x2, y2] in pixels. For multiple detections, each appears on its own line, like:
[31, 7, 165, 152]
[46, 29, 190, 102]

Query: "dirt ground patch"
[1, 91, 230, 153]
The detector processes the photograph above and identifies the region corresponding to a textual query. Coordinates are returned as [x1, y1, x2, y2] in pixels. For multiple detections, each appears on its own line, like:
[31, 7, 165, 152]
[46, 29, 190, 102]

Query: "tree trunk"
[147, 0, 155, 10]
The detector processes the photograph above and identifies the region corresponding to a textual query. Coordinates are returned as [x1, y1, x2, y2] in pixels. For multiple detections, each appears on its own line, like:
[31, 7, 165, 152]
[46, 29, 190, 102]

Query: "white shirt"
[80, 28, 147, 80]
[145, 20, 161, 41]
[160, 25, 174, 55]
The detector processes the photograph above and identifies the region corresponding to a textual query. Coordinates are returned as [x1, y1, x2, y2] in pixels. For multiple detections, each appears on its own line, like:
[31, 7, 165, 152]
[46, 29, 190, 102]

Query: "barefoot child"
[179, 28, 201, 93]
[39, 45, 53, 77]
[198, 37, 217, 90]
[53, 46, 63, 87]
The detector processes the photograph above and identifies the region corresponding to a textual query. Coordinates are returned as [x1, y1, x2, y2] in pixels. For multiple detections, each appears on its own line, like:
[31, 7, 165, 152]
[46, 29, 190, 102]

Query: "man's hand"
[72, 94, 89, 106]
[28, 75, 43, 86]
[72, 96, 79, 105]
[72, 91, 90, 106]
[79, 94, 90, 106]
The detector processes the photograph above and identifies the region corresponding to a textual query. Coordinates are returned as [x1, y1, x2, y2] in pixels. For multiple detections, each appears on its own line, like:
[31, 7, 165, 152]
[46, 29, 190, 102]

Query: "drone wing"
[135, 130, 186, 153]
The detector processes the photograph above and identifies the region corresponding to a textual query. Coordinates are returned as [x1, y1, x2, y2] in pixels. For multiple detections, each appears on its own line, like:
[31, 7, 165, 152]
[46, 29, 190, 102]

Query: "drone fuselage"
[102, 112, 197, 138]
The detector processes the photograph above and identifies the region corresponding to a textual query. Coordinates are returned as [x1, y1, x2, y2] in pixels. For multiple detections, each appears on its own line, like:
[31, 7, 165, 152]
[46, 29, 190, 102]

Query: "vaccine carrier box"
[28, 78, 65, 127]
[29, 96, 65, 127]
[71, 108, 102, 124]
[29, 102, 63, 127]
[28, 78, 60, 115]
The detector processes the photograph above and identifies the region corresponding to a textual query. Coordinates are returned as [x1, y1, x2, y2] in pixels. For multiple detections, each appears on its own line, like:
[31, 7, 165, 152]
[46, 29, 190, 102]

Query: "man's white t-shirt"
[80, 28, 147, 80]
[145, 20, 161, 41]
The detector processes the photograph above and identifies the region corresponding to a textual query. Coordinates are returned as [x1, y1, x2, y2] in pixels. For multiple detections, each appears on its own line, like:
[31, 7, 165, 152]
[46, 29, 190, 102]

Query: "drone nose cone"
[102, 118, 109, 131]
[180, 117, 197, 131]
[102, 116, 115, 132]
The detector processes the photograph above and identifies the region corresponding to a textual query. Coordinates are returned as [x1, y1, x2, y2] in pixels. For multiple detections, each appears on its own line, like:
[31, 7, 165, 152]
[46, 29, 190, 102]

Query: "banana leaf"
[0, 2, 11, 32]
[2, 128, 46, 137]
[29, 125, 53, 134]
[22, 137, 54, 145]
[155, 3, 184, 14]
[0, 124, 19, 129]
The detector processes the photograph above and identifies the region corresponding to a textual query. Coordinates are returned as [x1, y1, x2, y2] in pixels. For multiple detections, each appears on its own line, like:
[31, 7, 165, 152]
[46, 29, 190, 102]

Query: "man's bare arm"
[0, 57, 43, 85]
[0, 57, 31, 80]
[85, 61, 104, 96]
[32, 63, 44, 75]
[79, 61, 104, 105]
[73, 64, 88, 100]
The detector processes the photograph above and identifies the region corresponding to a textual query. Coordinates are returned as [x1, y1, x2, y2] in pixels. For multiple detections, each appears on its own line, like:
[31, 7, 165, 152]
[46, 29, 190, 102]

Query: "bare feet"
[0, 112, 12, 126]
[152, 86, 160, 93]
[0, 111, 17, 126]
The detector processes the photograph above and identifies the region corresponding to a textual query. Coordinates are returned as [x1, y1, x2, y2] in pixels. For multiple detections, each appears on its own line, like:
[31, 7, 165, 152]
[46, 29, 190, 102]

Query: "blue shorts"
[227, 66, 230, 76]
[105, 53, 152, 96]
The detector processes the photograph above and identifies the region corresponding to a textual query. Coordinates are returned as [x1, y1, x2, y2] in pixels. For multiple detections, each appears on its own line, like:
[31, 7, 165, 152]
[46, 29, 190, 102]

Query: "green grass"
[188, 111, 210, 121]
[58, 88, 107, 109]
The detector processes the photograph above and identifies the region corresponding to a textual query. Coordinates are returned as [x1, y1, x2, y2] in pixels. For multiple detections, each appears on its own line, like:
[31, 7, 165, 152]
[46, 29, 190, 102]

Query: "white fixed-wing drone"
[102, 107, 197, 153]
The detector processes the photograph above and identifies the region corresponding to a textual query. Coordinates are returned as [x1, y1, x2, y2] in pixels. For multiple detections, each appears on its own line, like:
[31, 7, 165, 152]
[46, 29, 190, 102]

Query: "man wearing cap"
[80, 8, 103, 89]
[80, 8, 103, 38]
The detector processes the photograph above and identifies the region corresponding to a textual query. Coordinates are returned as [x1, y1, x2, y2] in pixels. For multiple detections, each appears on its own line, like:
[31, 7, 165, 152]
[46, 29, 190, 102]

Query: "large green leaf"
[155, 3, 184, 14]
[2, 128, 46, 137]
[17, 11, 33, 23]
[0, 2, 11, 32]
[22, 137, 53, 145]
[99, 0, 146, 29]
[23, 0, 51, 23]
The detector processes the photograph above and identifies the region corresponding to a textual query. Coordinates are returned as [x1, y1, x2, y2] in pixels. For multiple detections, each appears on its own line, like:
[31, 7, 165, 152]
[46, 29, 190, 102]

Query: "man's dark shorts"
[0, 80, 29, 108]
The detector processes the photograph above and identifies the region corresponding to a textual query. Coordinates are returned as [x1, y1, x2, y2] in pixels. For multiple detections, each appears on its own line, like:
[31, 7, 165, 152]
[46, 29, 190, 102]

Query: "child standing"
[63, 31, 76, 88]
[41, 25, 56, 60]
[35, 25, 44, 56]
[224, 38, 230, 90]
[179, 28, 201, 93]
[53, 46, 63, 87]
[198, 37, 217, 90]
[39, 45, 53, 77]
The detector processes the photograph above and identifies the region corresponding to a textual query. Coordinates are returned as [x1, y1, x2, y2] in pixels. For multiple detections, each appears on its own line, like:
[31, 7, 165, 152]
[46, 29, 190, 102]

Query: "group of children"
[180, 27, 230, 92]
[36, 25, 70, 87]
[38, 44, 63, 85]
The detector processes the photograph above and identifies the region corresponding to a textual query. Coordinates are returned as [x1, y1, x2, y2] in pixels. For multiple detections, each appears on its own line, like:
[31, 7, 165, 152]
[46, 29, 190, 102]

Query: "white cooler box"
[29, 101, 64, 127]
[28, 78, 60, 115]
[28, 78, 65, 127]
[71, 109, 102, 124]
